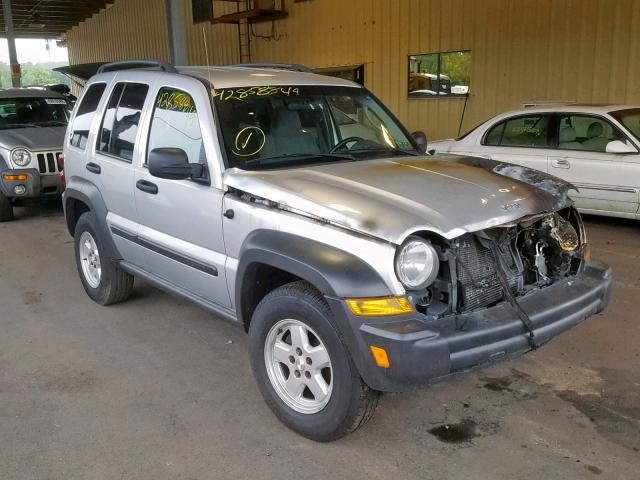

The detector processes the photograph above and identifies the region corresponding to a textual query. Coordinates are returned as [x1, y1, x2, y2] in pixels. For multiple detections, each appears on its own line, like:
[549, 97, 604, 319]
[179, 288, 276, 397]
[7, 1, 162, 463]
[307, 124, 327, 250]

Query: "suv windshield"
[213, 85, 418, 170]
[610, 108, 640, 143]
[0, 97, 69, 129]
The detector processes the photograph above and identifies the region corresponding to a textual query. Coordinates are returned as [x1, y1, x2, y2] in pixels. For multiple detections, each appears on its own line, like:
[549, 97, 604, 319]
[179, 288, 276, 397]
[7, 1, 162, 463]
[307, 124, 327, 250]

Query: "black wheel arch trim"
[235, 229, 394, 326]
[63, 177, 121, 261]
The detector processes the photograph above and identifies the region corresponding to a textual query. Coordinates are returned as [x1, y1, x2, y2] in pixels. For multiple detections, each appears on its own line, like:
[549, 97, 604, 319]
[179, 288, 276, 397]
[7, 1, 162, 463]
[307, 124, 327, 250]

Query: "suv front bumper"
[0, 168, 62, 199]
[327, 261, 612, 392]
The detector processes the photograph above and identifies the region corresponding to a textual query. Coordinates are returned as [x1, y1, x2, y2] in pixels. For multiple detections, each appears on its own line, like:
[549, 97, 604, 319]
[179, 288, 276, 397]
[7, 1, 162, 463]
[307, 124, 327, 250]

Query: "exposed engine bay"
[410, 207, 586, 319]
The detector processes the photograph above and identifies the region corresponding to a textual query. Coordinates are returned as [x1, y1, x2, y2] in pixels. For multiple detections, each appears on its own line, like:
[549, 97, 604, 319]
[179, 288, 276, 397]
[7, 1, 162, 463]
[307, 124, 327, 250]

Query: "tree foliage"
[0, 62, 70, 88]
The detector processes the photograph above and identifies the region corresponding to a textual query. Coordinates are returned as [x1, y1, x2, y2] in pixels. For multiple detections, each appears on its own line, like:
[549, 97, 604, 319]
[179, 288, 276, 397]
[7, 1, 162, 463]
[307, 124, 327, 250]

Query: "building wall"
[65, 0, 239, 68]
[67, 0, 640, 140]
[66, 0, 171, 64]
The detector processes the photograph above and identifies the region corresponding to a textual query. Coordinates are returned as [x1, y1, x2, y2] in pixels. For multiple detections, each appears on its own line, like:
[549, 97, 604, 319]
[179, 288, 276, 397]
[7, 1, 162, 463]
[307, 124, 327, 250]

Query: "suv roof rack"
[229, 63, 312, 73]
[97, 60, 177, 75]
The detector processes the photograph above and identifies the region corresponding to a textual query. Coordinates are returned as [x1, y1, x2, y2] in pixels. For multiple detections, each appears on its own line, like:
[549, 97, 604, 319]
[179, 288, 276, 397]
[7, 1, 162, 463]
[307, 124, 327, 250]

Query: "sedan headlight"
[395, 236, 440, 290]
[11, 148, 31, 167]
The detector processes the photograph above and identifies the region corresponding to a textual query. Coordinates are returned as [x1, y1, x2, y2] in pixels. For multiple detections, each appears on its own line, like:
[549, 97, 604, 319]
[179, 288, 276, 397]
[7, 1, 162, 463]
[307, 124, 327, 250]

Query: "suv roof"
[178, 66, 361, 89]
[71, 60, 362, 90]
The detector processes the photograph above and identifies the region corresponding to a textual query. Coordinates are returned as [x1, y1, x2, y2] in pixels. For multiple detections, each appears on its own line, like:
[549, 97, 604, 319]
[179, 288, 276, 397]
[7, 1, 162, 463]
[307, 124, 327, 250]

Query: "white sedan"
[432, 105, 640, 220]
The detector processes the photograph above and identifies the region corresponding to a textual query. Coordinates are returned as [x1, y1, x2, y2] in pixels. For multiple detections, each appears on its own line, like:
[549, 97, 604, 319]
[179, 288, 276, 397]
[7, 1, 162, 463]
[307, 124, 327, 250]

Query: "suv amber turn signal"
[346, 296, 413, 317]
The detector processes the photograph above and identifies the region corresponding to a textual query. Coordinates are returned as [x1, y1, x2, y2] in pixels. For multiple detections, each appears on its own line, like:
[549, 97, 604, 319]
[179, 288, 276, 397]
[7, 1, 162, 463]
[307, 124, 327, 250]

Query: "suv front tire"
[74, 212, 134, 305]
[0, 191, 13, 222]
[248, 281, 379, 441]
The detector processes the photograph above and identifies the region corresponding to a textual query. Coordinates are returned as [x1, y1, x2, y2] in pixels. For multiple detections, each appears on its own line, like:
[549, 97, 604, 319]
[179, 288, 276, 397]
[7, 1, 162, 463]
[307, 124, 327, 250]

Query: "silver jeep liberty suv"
[63, 61, 612, 441]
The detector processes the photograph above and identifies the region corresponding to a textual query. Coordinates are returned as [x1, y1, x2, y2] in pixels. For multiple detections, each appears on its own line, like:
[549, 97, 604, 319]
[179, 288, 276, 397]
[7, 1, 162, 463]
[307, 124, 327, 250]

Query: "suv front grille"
[36, 152, 63, 175]
[454, 234, 520, 312]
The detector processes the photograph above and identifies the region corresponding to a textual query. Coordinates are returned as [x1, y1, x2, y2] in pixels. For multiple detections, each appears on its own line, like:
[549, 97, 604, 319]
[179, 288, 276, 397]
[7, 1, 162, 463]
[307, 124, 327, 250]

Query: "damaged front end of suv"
[225, 155, 612, 392]
[405, 208, 587, 342]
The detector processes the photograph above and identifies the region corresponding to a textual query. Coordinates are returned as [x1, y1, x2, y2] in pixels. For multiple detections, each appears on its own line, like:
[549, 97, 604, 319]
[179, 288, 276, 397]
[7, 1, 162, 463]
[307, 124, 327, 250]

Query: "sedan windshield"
[0, 97, 69, 129]
[611, 108, 640, 143]
[213, 85, 418, 170]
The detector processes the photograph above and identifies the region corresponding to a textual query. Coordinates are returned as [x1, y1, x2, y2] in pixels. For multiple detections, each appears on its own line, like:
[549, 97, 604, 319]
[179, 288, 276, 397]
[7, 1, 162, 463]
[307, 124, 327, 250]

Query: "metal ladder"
[237, 0, 251, 63]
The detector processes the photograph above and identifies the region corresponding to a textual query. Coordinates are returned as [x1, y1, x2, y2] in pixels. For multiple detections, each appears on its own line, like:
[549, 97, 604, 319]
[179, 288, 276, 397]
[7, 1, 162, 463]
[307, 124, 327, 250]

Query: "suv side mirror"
[148, 148, 204, 180]
[605, 140, 637, 154]
[412, 131, 428, 154]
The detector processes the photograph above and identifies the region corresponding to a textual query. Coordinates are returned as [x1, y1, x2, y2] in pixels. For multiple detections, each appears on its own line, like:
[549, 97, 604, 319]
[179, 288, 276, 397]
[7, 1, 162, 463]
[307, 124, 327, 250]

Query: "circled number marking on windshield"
[232, 126, 266, 157]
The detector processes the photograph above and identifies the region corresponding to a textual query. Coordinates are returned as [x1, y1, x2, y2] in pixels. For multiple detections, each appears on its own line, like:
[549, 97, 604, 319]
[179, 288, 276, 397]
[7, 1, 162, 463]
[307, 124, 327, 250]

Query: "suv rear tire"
[0, 191, 13, 222]
[248, 281, 379, 441]
[74, 212, 134, 305]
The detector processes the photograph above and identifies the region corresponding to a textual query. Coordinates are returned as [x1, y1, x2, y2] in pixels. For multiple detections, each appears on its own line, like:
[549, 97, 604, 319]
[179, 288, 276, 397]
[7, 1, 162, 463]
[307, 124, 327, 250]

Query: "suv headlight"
[11, 148, 31, 167]
[395, 236, 440, 290]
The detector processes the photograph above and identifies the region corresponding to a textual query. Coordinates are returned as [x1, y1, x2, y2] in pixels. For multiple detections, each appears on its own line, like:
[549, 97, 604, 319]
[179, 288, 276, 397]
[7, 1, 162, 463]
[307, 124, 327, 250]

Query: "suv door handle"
[136, 179, 158, 194]
[86, 162, 101, 174]
[551, 158, 570, 169]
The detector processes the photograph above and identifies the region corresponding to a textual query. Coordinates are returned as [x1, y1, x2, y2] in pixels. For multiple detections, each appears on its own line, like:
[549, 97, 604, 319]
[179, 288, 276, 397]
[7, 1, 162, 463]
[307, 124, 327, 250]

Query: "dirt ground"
[1, 202, 638, 479]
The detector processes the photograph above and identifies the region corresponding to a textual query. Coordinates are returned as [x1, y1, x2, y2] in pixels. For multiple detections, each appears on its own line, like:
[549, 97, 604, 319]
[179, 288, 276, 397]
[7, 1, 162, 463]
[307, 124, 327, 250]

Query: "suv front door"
[133, 78, 231, 309]
[549, 113, 640, 215]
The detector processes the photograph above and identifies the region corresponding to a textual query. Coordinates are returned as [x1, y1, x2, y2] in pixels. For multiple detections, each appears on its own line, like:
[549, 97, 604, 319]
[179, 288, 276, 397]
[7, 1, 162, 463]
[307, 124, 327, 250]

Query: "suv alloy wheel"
[249, 281, 379, 441]
[73, 212, 134, 305]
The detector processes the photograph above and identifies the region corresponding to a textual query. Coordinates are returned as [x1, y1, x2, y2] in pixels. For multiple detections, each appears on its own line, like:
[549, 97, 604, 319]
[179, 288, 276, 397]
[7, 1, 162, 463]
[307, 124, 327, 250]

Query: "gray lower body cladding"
[329, 261, 612, 392]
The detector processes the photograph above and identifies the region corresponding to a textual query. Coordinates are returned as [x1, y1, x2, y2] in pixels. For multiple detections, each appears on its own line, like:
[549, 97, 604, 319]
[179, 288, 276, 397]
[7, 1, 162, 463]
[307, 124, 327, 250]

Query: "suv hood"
[224, 155, 575, 244]
[0, 126, 66, 151]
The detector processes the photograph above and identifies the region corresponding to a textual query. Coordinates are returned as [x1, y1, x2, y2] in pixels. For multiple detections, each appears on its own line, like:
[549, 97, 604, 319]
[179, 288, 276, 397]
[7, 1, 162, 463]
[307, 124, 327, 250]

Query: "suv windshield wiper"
[245, 152, 355, 167]
[350, 147, 422, 157]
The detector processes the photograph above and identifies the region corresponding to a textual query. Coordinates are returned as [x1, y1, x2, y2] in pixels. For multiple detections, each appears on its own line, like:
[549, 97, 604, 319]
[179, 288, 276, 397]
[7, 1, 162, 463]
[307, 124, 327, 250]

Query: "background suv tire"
[0, 191, 13, 222]
[74, 212, 134, 305]
[249, 281, 379, 441]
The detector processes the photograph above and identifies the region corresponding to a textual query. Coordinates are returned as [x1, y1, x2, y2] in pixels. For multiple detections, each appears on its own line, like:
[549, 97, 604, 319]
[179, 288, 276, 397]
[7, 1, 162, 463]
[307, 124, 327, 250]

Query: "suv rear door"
[90, 75, 151, 266]
[132, 76, 231, 309]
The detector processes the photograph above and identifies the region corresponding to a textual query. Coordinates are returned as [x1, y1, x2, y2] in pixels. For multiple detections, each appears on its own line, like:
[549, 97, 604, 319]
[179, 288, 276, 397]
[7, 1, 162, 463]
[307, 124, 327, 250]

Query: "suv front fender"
[235, 229, 394, 322]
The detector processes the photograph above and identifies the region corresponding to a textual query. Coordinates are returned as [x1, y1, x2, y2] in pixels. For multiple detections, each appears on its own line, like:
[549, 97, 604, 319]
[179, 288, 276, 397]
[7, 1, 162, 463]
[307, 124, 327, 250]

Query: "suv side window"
[557, 114, 626, 152]
[484, 114, 551, 148]
[98, 82, 148, 161]
[147, 87, 205, 165]
[69, 82, 106, 149]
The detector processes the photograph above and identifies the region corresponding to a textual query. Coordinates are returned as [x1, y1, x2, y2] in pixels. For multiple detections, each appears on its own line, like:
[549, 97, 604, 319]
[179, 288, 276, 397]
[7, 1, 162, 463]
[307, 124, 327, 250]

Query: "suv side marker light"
[369, 346, 390, 368]
[345, 296, 413, 316]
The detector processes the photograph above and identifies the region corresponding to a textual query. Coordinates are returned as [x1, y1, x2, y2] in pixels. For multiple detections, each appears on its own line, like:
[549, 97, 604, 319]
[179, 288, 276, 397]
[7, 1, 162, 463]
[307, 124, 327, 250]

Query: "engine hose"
[489, 239, 538, 350]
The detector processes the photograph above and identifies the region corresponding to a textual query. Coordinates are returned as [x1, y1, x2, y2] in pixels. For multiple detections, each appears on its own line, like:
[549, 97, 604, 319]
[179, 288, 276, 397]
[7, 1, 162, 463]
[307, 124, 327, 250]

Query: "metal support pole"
[165, 0, 187, 66]
[2, 0, 20, 87]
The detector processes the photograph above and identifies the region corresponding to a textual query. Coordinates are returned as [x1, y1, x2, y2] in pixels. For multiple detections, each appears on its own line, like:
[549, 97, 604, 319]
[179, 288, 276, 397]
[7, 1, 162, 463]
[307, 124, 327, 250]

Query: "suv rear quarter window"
[69, 82, 106, 149]
[98, 82, 149, 161]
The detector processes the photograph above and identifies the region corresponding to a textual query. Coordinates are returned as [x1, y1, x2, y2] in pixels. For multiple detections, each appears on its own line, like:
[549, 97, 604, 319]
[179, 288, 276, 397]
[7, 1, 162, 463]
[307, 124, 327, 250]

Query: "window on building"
[408, 50, 471, 98]
[484, 114, 551, 148]
[70, 82, 106, 149]
[147, 87, 205, 165]
[98, 82, 148, 161]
